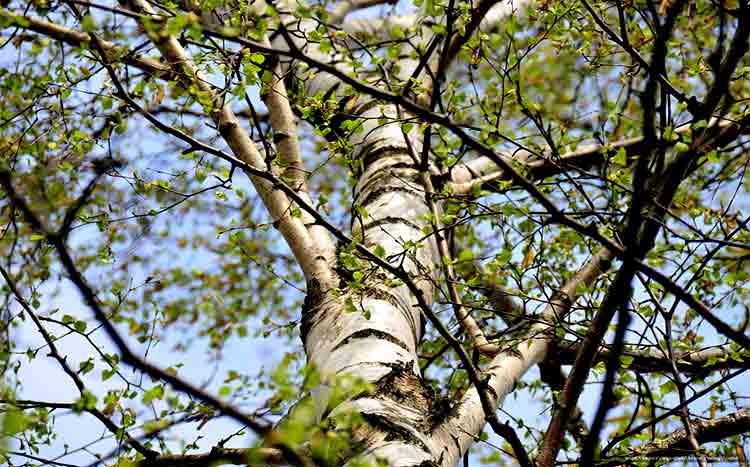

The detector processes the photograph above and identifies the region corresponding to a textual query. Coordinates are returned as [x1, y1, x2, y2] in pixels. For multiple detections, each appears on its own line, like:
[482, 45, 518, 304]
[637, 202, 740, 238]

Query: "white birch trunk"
[301, 100, 443, 465]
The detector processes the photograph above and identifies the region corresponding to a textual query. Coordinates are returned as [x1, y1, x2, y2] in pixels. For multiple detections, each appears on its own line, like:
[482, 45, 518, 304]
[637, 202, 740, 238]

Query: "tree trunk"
[301, 100, 445, 465]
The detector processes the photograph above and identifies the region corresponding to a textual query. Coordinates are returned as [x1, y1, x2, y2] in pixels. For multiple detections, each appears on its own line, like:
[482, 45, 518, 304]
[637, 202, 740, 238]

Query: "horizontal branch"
[598, 408, 750, 466]
[446, 118, 749, 195]
[638, 408, 750, 458]
[331, 0, 391, 23]
[136, 447, 283, 467]
[559, 341, 750, 374]
[0, 8, 171, 79]
[602, 367, 748, 457]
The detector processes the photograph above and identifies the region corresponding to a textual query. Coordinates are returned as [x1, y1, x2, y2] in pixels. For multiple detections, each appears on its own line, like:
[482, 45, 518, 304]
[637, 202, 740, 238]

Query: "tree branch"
[558, 341, 750, 374]
[0, 265, 156, 460]
[599, 408, 750, 466]
[445, 117, 749, 196]
[600, 367, 748, 458]
[635, 408, 750, 459]
[432, 248, 613, 466]
[331, 0, 391, 24]
[443, 0, 532, 67]
[259, 36, 337, 287]
[136, 447, 284, 467]
[0, 8, 171, 79]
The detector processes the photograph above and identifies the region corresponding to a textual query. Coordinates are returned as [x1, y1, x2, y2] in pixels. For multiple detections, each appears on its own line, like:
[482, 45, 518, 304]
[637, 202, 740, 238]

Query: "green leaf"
[674, 142, 690, 153]
[73, 391, 97, 412]
[81, 15, 97, 32]
[3, 408, 30, 435]
[249, 52, 265, 64]
[620, 355, 634, 369]
[612, 147, 627, 166]
[74, 320, 88, 333]
[374, 245, 386, 258]
[143, 385, 165, 404]
[79, 358, 95, 375]
[457, 250, 474, 262]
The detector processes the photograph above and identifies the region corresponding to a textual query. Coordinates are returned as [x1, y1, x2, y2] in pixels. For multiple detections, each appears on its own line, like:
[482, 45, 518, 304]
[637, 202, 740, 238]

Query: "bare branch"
[0, 8, 171, 78]
[0, 264, 156, 460]
[260, 37, 337, 283]
[432, 248, 614, 465]
[136, 447, 284, 467]
[331, 0, 391, 24]
[599, 409, 750, 466]
[635, 408, 750, 459]
[446, 118, 749, 196]
[558, 341, 750, 374]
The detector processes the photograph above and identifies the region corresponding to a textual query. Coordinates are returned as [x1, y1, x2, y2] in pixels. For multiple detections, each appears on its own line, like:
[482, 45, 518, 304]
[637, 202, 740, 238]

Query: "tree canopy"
[0, 0, 749, 466]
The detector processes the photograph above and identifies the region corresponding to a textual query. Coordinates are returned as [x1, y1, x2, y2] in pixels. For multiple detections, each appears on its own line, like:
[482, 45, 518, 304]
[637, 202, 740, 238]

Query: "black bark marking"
[361, 147, 414, 173]
[359, 412, 431, 453]
[300, 277, 324, 346]
[355, 165, 421, 197]
[349, 96, 384, 116]
[370, 364, 439, 420]
[332, 329, 411, 353]
[360, 216, 423, 233]
[356, 186, 425, 212]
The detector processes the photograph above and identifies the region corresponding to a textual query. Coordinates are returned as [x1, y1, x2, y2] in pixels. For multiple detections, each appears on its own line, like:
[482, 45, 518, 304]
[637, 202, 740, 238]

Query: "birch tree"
[1, 0, 750, 466]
